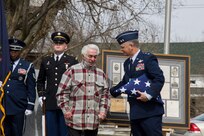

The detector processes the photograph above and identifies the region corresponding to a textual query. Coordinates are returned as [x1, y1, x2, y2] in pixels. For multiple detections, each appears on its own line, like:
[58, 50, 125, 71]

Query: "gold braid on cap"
[54, 36, 66, 39]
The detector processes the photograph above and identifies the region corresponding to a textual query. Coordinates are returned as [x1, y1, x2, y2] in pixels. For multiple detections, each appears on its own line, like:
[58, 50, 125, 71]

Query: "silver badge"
[65, 63, 69, 69]
[18, 76, 23, 81]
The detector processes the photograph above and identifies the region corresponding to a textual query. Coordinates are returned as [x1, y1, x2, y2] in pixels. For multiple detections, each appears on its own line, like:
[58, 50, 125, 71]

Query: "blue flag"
[115, 74, 152, 97]
[0, 0, 10, 81]
[0, 0, 10, 135]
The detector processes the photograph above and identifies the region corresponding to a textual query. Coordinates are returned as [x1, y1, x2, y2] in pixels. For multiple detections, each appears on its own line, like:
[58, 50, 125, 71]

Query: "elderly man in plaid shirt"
[56, 44, 110, 136]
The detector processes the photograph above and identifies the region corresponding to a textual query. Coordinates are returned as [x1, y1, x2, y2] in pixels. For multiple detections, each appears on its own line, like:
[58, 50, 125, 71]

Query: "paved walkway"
[98, 125, 176, 136]
[98, 125, 131, 136]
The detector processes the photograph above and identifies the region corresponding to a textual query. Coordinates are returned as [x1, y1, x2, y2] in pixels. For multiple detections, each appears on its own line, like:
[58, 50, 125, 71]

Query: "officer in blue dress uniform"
[4, 38, 36, 136]
[37, 32, 78, 136]
[110, 30, 165, 136]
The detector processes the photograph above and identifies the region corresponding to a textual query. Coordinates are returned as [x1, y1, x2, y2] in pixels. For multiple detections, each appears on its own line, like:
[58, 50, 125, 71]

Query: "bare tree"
[44, 0, 168, 60]
[4, 0, 182, 61]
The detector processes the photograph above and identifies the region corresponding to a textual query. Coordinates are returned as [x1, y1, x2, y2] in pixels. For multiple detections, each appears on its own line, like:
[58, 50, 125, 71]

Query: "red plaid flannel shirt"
[56, 62, 110, 130]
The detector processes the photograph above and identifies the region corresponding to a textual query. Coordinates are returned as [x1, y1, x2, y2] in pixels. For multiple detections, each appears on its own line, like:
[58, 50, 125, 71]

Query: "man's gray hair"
[130, 39, 139, 48]
[81, 44, 100, 56]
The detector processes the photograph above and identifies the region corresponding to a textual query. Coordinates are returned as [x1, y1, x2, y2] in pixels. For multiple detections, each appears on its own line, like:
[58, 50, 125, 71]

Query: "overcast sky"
[30, 0, 204, 43]
[172, 0, 204, 42]
[151, 0, 204, 42]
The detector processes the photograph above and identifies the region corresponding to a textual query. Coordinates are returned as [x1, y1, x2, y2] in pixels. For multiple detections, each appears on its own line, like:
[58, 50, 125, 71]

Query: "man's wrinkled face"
[120, 41, 133, 56]
[83, 49, 98, 66]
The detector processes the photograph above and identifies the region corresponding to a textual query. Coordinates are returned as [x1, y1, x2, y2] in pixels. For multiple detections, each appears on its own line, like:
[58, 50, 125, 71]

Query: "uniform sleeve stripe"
[28, 102, 35, 105]
[24, 63, 32, 85]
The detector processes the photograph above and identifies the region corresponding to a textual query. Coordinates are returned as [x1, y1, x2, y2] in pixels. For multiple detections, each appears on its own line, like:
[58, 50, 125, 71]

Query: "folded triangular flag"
[115, 74, 151, 97]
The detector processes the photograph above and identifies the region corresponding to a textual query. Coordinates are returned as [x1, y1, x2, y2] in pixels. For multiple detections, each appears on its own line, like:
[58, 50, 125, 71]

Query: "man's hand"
[98, 112, 106, 121]
[38, 97, 46, 107]
[64, 112, 72, 120]
[25, 109, 33, 116]
[136, 90, 148, 102]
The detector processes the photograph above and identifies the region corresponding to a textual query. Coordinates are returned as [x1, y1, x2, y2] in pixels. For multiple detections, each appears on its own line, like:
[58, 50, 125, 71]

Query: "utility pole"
[164, 0, 172, 54]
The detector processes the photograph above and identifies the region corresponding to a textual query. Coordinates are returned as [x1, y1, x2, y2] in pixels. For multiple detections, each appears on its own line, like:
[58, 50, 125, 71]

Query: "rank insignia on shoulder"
[144, 52, 151, 55]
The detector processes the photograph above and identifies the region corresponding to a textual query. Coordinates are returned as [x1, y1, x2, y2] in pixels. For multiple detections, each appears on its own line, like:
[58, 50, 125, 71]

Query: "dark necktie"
[56, 56, 59, 62]
[130, 59, 134, 72]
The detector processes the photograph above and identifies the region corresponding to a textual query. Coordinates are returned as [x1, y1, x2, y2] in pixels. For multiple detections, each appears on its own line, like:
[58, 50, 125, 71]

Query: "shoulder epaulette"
[65, 53, 78, 60]
[144, 52, 152, 56]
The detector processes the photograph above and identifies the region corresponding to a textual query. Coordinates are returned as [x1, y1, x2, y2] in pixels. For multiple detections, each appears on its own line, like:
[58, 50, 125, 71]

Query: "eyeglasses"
[53, 41, 66, 45]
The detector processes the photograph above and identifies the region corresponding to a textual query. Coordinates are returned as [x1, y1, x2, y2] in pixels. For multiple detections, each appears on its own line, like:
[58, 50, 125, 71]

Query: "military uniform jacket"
[37, 53, 78, 110]
[110, 51, 165, 120]
[4, 59, 36, 115]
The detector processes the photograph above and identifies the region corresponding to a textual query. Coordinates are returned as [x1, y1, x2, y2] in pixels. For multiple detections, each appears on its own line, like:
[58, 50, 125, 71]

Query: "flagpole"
[0, 72, 11, 136]
[0, 0, 11, 135]
[42, 96, 46, 136]
[164, 0, 172, 54]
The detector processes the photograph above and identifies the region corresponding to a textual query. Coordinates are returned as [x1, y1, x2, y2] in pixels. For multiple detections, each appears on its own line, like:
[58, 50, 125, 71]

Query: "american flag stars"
[130, 88, 137, 95]
[145, 81, 151, 87]
[115, 74, 152, 97]
[119, 87, 127, 93]
[134, 78, 140, 85]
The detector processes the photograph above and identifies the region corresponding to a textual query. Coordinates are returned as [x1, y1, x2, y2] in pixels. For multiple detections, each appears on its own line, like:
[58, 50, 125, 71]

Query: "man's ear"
[64, 44, 67, 49]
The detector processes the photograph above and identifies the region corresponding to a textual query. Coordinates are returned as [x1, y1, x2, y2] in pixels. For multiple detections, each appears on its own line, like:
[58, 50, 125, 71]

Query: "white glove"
[38, 97, 46, 107]
[38, 97, 43, 107]
[0, 81, 2, 87]
[25, 109, 33, 116]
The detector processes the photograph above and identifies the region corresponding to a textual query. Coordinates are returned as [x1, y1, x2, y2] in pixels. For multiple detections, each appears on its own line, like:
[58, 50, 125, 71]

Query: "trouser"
[46, 109, 68, 136]
[4, 111, 25, 136]
[130, 115, 163, 136]
[67, 126, 98, 136]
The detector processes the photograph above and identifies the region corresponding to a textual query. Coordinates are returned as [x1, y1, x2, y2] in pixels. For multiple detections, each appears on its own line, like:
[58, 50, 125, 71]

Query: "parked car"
[172, 113, 204, 136]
